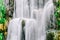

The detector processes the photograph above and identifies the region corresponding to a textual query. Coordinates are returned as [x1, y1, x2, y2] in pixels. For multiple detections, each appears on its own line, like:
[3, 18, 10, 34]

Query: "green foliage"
[0, 18, 5, 24]
[46, 32, 54, 40]
[0, 0, 6, 24]
[54, 0, 60, 30]
[0, 33, 3, 40]
[0, 0, 6, 39]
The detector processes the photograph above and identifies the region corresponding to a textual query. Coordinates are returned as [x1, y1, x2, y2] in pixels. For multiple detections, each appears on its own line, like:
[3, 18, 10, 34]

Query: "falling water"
[7, 0, 55, 40]
[13, 0, 30, 18]
[31, 0, 55, 40]
[14, 0, 24, 18]
[7, 18, 37, 40]
[13, 0, 45, 18]
[39, 0, 55, 40]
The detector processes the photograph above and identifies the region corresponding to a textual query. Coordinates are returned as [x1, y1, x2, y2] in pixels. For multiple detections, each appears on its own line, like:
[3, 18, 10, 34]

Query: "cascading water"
[15, 0, 23, 18]
[13, 0, 45, 18]
[7, 18, 37, 40]
[31, 0, 55, 40]
[7, 0, 55, 40]
[39, 0, 55, 40]
[13, 0, 30, 18]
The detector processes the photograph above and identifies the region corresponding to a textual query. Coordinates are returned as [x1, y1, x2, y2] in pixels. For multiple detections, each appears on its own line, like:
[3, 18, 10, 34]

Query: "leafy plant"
[0, 33, 3, 40]
[54, 0, 60, 30]
[46, 32, 54, 40]
[0, 0, 6, 40]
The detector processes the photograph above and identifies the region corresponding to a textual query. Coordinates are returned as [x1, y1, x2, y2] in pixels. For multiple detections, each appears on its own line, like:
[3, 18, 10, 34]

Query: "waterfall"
[13, 0, 45, 18]
[23, 0, 29, 18]
[39, 0, 55, 40]
[7, 18, 37, 40]
[31, 0, 55, 40]
[15, 0, 24, 18]
[7, 0, 55, 40]
[43, 0, 55, 30]
[30, 0, 44, 18]
[13, 0, 30, 18]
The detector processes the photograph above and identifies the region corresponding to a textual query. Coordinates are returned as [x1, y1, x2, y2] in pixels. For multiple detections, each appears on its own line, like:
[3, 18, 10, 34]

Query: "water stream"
[7, 0, 55, 40]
